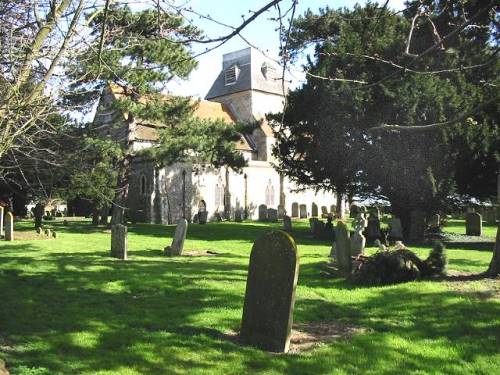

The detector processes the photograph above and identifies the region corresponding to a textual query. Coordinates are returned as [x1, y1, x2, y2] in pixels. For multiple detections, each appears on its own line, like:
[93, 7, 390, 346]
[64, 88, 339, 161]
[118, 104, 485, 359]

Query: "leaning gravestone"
[334, 221, 351, 272]
[409, 210, 426, 241]
[299, 204, 307, 219]
[235, 210, 242, 223]
[0, 206, 3, 237]
[240, 230, 299, 353]
[4, 212, 13, 241]
[277, 205, 286, 220]
[110, 224, 127, 260]
[258, 204, 268, 221]
[283, 215, 292, 232]
[267, 208, 278, 223]
[291, 202, 299, 218]
[165, 219, 188, 256]
[311, 203, 318, 217]
[388, 217, 403, 241]
[465, 212, 482, 236]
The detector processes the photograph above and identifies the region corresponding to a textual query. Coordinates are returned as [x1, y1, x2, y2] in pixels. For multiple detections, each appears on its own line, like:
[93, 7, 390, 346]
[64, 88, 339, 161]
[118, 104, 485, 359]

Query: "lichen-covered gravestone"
[0, 206, 4, 237]
[258, 204, 268, 221]
[465, 212, 482, 236]
[267, 208, 278, 223]
[409, 210, 426, 241]
[334, 221, 351, 272]
[283, 215, 292, 232]
[4, 212, 13, 241]
[240, 230, 299, 353]
[299, 204, 307, 219]
[350, 213, 367, 256]
[110, 224, 127, 260]
[165, 219, 188, 256]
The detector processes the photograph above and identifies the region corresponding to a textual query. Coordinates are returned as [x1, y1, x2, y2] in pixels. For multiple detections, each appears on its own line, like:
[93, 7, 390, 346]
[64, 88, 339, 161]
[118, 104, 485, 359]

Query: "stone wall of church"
[128, 159, 155, 223]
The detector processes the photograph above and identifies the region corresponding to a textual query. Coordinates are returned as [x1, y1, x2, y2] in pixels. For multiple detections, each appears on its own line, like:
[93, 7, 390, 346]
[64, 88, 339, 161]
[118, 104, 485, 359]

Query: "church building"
[94, 47, 337, 223]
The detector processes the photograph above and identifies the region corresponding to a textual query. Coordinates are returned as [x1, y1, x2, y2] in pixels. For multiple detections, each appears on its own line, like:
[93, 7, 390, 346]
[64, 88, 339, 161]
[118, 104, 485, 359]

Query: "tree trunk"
[336, 192, 345, 219]
[99, 205, 109, 226]
[486, 223, 500, 277]
[111, 155, 132, 225]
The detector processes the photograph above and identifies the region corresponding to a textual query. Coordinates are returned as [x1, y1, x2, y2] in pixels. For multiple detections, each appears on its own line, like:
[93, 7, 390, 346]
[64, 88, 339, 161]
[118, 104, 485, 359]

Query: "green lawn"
[0, 219, 499, 375]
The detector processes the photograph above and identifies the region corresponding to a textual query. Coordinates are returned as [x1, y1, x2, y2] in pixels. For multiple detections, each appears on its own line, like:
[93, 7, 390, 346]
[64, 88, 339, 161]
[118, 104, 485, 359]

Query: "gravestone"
[428, 214, 440, 231]
[198, 211, 208, 224]
[409, 210, 426, 241]
[291, 203, 299, 218]
[324, 216, 334, 240]
[365, 214, 381, 242]
[330, 205, 336, 214]
[465, 212, 482, 236]
[311, 203, 318, 217]
[349, 204, 360, 218]
[110, 224, 127, 260]
[258, 204, 268, 221]
[235, 210, 242, 222]
[388, 217, 403, 241]
[321, 206, 328, 218]
[334, 221, 351, 272]
[36, 227, 42, 235]
[350, 213, 367, 256]
[283, 215, 292, 232]
[44, 229, 51, 237]
[4, 212, 13, 241]
[267, 208, 278, 223]
[0, 206, 3, 237]
[299, 204, 307, 219]
[240, 230, 299, 353]
[165, 219, 188, 256]
[277, 205, 285, 220]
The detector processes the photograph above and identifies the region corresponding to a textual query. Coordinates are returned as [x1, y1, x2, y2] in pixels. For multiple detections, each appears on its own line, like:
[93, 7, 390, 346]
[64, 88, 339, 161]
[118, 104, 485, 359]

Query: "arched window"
[214, 177, 224, 209]
[140, 175, 147, 196]
[265, 180, 275, 207]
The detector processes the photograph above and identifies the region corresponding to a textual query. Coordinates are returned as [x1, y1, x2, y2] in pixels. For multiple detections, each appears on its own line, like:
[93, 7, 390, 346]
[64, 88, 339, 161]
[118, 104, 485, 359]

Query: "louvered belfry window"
[224, 64, 239, 85]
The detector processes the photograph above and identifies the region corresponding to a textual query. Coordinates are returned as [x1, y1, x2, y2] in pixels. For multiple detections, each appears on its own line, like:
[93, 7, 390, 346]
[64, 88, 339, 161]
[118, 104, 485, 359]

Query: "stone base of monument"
[224, 321, 367, 353]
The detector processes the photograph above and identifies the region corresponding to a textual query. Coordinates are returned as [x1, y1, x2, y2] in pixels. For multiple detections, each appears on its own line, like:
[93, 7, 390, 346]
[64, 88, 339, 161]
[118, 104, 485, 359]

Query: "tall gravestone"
[165, 219, 188, 256]
[283, 215, 292, 232]
[388, 217, 403, 241]
[334, 221, 351, 272]
[465, 212, 482, 236]
[311, 203, 318, 217]
[0, 206, 3, 237]
[299, 204, 307, 219]
[267, 208, 278, 223]
[291, 203, 299, 218]
[240, 230, 299, 353]
[110, 224, 127, 259]
[409, 210, 426, 241]
[258, 204, 268, 221]
[277, 205, 285, 220]
[4, 212, 13, 241]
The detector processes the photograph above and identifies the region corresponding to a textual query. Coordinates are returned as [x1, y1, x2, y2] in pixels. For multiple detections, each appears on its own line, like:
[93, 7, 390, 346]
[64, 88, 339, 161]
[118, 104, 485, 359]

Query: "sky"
[166, 0, 407, 99]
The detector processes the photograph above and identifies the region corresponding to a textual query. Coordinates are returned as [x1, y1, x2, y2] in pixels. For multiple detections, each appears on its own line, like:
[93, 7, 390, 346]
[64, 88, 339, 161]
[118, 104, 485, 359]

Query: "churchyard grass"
[0, 219, 498, 375]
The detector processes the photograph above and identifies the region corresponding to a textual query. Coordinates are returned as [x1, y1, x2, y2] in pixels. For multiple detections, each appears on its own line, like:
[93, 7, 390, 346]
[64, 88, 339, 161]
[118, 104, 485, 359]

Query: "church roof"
[205, 48, 284, 100]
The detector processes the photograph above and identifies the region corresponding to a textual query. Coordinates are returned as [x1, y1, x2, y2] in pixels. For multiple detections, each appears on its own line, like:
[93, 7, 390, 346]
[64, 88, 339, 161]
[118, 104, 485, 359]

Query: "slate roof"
[205, 47, 284, 100]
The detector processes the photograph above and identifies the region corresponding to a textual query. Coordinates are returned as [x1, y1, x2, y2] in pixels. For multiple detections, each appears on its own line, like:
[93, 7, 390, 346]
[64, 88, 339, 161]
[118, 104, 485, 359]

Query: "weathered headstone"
[198, 211, 208, 224]
[52, 231, 57, 239]
[350, 213, 367, 256]
[465, 212, 482, 236]
[321, 206, 328, 218]
[4, 212, 13, 241]
[409, 210, 426, 241]
[299, 204, 307, 219]
[258, 204, 268, 221]
[165, 219, 188, 256]
[333, 221, 351, 272]
[388, 217, 403, 241]
[44, 228, 51, 237]
[240, 230, 299, 353]
[36, 227, 42, 235]
[0, 206, 3, 237]
[330, 205, 336, 214]
[235, 210, 242, 222]
[33, 203, 44, 229]
[110, 224, 127, 259]
[366, 214, 381, 242]
[291, 202, 299, 218]
[277, 205, 286, 220]
[283, 215, 292, 232]
[311, 203, 318, 217]
[349, 204, 360, 218]
[267, 208, 278, 222]
[428, 214, 440, 231]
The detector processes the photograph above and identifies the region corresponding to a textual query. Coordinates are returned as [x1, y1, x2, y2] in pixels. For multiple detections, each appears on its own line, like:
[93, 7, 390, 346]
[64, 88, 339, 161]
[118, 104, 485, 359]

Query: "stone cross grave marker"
[350, 213, 367, 256]
[283, 215, 292, 232]
[240, 230, 299, 353]
[465, 212, 482, 236]
[4, 212, 13, 241]
[165, 219, 188, 256]
[258, 204, 268, 221]
[291, 202, 299, 218]
[333, 221, 351, 272]
[299, 204, 307, 219]
[110, 224, 127, 259]
[267, 208, 278, 222]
